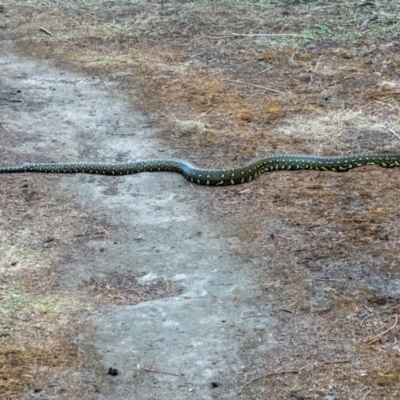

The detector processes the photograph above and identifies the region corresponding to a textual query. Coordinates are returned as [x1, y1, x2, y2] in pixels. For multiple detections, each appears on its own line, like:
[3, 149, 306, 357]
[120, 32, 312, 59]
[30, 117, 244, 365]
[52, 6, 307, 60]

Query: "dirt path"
[1, 46, 275, 400]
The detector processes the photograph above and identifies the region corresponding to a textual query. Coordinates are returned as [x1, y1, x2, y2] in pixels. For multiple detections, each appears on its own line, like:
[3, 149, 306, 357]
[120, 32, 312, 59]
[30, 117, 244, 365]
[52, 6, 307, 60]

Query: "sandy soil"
[1, 1, 400, 400]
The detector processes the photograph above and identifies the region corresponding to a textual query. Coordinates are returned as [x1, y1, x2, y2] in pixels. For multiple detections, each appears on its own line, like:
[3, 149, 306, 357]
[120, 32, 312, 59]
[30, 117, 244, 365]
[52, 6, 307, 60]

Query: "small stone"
[108, 367, 119, 376]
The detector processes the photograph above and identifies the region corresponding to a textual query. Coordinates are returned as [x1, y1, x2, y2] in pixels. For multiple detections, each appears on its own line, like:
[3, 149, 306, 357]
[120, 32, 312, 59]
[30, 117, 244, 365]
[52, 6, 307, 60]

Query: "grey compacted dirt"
[1, 46, 275, 399]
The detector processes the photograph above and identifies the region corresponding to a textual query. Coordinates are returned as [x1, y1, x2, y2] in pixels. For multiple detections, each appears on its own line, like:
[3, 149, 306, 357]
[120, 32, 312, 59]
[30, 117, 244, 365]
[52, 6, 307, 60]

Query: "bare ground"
[1, 1, 400, 399]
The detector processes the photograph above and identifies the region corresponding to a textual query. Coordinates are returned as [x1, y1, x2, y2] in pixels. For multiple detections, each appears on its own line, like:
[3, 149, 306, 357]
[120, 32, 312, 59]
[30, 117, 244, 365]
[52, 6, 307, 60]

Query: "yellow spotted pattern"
[0, 154, 399, 186]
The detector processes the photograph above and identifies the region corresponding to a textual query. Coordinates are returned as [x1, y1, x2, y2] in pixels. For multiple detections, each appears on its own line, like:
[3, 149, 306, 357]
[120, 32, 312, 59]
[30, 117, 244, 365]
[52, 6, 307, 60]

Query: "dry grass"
[0, 242, 96, 398]
[0, 166, 105, 398]
[1, 0, 400, 398]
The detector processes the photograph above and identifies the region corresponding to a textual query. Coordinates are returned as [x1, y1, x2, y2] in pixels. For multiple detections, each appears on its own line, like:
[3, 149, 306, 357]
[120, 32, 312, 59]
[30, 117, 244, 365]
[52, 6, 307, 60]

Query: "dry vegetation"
[1, 0, 400, 398]
[0, 169, 110, 398]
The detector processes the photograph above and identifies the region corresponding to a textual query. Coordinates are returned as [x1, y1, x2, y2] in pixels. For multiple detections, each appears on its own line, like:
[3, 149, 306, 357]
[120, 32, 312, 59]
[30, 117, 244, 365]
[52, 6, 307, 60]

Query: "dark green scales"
[0, 154, 399, 186]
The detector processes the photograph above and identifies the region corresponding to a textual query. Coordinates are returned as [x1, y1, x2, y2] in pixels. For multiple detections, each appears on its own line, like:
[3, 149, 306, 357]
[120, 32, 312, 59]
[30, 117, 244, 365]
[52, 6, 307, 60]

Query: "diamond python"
[0, 154, 399, 186]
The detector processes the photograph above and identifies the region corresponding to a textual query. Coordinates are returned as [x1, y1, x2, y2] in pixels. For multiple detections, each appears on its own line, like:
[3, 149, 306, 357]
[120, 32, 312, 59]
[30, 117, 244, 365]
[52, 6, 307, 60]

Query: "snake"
[0, 153, 399, 186]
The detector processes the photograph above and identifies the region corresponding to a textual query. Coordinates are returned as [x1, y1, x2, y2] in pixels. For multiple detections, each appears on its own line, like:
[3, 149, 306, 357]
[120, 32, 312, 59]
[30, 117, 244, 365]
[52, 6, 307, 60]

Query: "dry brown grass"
[0, 242, 96, 398]
[0, 167, 102, 398]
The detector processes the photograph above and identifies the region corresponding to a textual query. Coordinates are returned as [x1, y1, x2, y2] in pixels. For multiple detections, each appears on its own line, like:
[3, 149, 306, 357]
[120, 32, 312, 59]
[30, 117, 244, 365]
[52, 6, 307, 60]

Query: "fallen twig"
[313, 55, 323, 73]
[224, 79, 282, 94]
[254, 67, 272, 76]
[238, 369, 299, 395]
[367, 315, 398, 345]
[382, 126, 400, 141]
[228, 33, 298, 37]
[39, 27, 53, 36]
[238, 360, 351, 395]
[323, 359, 350, 365]
[275, 308, 293, 313]
[141, 367, 180, 377]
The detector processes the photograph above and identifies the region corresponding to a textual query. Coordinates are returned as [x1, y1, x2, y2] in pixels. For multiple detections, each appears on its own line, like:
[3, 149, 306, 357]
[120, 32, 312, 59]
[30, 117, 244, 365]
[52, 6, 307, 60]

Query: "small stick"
[313, 55, 323, 73]
[275, 308, 293, 313]
[367, 315, 398, 345]
[314, 278, 342, 282]
[228, 33, 298, 37]
[238, 369, 299, 395]
[39, 27, 53, 36]
[254, 67, 272, 76]
[382, 126, 400, 141]
[224, 79, 282, 93]
[141, 367, 180, 377]
[323, 359, 350, 365]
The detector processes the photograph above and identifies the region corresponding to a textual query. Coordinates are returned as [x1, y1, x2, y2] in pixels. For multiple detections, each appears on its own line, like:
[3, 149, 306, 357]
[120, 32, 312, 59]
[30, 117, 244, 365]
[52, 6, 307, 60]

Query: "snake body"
[1, 154, 399, 186]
